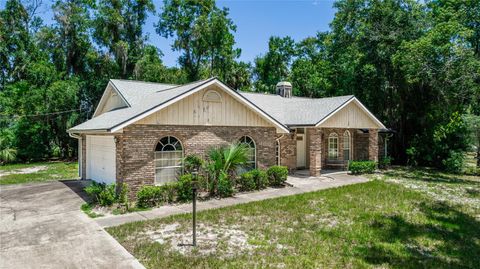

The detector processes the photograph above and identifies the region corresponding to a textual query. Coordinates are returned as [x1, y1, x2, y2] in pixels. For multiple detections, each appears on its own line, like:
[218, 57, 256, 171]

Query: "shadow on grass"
[356, 200, 480, 268]
[384, 167, 476, 185]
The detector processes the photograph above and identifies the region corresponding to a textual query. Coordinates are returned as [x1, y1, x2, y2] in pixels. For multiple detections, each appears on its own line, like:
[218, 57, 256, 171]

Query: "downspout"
[275, 134, 285, 165]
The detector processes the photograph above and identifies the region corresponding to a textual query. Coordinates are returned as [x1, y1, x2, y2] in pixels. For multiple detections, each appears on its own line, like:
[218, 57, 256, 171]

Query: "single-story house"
[68, 77, 387, 193]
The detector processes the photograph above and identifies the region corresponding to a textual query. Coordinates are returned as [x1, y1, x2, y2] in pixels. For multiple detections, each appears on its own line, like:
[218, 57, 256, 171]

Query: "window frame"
[154, 136, 184, 185]
[328, 133, 339, 160]
[239, 136, 256, 170]
[275, 140, 281, 165]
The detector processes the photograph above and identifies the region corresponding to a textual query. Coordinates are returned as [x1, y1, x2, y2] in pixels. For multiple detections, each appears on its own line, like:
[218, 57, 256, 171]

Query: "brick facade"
[116, 124, 277, 195]
[277, 133, 296, 170]
[308, 128, 323, 176]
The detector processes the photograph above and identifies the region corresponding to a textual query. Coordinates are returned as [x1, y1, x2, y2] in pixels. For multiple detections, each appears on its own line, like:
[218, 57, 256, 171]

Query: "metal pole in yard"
[192, 170, 198, 247]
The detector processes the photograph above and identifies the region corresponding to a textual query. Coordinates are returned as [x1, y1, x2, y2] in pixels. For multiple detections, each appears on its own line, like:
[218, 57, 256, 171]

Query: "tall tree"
[253, 36, 296, 93]
[156, 0, 240, 81]
[93, 0, 155, 78]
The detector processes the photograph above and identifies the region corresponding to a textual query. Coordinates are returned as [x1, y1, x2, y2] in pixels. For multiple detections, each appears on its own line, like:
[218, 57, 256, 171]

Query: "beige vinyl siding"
[318, 101, 380, 128]
[136, 85, 273, 128]
[95, 86, 128, 116]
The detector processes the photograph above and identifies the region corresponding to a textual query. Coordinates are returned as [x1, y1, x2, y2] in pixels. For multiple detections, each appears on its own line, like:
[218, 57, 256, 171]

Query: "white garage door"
[86, 135, 116, 185]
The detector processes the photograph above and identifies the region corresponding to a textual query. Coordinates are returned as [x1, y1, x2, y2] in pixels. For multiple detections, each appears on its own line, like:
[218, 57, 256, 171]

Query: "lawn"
[0, 162, 79, 185]
[107, 168, 480, 269]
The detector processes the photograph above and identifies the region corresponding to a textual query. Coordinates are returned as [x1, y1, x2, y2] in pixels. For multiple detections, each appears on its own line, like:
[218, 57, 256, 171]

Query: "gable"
[317, 99, 384, 129]
[136, 84, 277, 129]
[94, 84, 128, 117]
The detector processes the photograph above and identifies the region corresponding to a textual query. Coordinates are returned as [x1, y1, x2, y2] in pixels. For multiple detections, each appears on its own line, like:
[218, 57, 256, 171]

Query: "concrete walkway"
[95, 172, 368, 228]
[0, 181, 144, 269]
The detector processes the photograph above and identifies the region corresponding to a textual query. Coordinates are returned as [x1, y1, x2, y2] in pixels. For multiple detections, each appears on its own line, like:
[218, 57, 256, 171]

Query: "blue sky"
[1, 0, 337, 67]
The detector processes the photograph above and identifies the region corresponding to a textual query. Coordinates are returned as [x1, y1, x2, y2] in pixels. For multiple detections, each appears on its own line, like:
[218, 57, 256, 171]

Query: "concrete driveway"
[0, 181, 144, 269]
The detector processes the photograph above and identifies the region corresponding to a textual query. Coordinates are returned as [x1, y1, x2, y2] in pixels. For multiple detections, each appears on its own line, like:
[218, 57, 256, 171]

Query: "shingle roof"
[68, 78, 355, 132]
[239, 92, 354, 126]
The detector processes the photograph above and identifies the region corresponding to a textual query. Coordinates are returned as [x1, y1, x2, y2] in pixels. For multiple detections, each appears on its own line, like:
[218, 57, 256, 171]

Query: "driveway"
[0, 181, 144, 269]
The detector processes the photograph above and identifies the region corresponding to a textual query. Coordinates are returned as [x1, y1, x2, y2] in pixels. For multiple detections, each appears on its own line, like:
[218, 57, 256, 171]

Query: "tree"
[133, 45, 187, 84]
[291, 34, 333, 97]
[253, 36, 296, 93]
[156, 0, 240, 81]
[93, 0, 155, 78]
[50, 0, 93, 76]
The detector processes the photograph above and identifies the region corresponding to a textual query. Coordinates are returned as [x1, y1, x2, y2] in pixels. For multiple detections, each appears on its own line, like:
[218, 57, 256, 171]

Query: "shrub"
[136, 185, 162, 208]
[253, 170, 269, 189]
[348, 161, 376, 174]
[238, 171, 256, 191]
[378, 156, 393, 169]
[184, 154, 204, 174]
[267, 166, 288, 186]
[442, 151, 464, 174]
[177, 174, 194, 202]
[84, 181, 104, 203]
[84, 181, 116, 206]
[98, 184, 116, 206]
[217, 172, 234, 197]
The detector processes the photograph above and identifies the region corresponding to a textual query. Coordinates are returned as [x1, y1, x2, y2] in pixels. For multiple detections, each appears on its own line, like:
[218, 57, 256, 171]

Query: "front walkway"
[0, 181, 144, 269]
[95, 172, 369, 228]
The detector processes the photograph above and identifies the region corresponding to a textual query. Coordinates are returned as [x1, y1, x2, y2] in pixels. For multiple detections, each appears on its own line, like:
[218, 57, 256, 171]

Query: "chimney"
[276, 81, 292, 98]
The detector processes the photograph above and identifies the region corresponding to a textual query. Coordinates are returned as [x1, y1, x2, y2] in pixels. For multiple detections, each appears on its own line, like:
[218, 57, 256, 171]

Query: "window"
[239, 136, 256, 171]
[343, 130, 351, 161]
[155, 136, 183, 185]
[275, 140, 280, 165]
[328, 133, 339, 159]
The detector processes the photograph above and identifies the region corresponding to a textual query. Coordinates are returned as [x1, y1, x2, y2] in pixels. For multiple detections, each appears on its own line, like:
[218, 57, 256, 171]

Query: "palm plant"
[206, 143, 248, 195]
[0, 137, 17, 164]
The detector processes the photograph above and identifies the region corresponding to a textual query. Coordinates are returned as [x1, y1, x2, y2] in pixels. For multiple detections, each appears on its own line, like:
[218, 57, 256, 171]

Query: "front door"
[296, 130, 306, 168]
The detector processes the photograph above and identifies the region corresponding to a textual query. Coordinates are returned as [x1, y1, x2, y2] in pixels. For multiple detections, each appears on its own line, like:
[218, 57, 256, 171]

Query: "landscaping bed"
[107, 167, 480, 269]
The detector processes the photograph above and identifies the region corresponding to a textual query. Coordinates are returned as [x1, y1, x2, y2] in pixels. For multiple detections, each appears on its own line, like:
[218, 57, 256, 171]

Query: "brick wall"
[117, 124, 277, 195]
[308, 128, 323, 176]
[277, 133, 296, 170]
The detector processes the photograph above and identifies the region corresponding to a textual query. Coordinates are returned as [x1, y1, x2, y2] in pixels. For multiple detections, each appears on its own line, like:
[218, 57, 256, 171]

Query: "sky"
[1, 0, 337, 67]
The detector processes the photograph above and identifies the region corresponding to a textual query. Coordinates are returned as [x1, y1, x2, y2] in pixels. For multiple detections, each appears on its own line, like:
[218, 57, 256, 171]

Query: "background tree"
[156, 0, 240, 82]
[253, 36, 296, 93]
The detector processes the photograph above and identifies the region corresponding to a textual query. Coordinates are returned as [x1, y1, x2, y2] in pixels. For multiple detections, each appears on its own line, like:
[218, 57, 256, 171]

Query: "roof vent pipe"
[276, 81, 292, 98]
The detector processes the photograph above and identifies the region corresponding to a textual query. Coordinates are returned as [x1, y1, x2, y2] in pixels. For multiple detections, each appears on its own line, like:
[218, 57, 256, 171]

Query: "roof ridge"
[110, 79, 178, 88]
[240, 91, 354, 100]
[154, 77, 215, 93]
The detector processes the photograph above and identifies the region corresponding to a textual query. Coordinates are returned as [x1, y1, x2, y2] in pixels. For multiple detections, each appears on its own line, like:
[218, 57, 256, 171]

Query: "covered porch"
[278, 127, 380, 177]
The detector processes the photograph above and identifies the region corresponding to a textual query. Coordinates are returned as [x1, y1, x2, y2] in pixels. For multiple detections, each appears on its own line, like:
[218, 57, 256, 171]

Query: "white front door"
[296, 132, 306, 168]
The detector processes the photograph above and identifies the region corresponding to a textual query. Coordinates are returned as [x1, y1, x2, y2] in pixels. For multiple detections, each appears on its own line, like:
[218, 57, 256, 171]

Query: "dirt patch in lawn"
[0, 166, 48, 178]
[142, 222, 257, 257]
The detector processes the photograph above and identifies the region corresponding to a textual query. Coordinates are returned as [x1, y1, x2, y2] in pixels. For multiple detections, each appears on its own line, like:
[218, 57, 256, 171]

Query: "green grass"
[0, 162, 78, 185]
[107, 168, 480, 269]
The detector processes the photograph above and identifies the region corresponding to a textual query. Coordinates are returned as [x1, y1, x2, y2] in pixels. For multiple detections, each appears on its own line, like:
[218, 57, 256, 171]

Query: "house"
[68, 77, 387, 193]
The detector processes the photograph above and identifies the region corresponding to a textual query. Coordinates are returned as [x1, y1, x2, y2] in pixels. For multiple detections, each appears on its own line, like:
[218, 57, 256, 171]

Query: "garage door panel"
[86, 136, 116, 185]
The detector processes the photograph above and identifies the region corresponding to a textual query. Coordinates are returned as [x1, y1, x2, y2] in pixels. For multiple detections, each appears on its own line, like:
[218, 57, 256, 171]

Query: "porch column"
[368, 129, 379, 162]
[308, 128, 322, 176]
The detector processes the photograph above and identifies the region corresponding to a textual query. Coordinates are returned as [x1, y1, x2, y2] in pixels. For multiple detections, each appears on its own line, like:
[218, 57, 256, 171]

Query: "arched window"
[275, 140, 281, 165]
[239, 136, 256, 171]
[343, 130, 351, 161]
[328, 133, 339, 160]
[155, 136, 183, 185]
